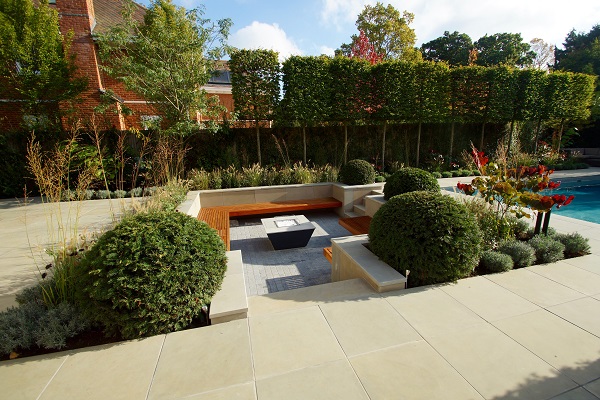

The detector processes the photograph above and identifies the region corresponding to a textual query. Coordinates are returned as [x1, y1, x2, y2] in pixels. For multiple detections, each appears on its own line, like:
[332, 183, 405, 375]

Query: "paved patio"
[2, 169, 600, 399]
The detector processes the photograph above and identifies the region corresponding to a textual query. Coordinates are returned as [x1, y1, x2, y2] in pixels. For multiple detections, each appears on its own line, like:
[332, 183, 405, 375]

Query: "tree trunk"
[416, 121, 422, 167]
[344, 124, 348, 164]
[507, 119, 515, 156]
[534, 117, 542, 154]
[255, 122, 261, 165]
[382, 121, 387, 172]
[479, 121, 486, 150]
[449, 121, 455, 165]
[302, 126, 307, 164]
[557, 119, 565, 153]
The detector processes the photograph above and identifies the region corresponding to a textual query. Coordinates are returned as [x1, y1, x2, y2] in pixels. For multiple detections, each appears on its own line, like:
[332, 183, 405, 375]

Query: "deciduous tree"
[421, 31, 473, 67]
[97, 0, 231, 135]
[474, 33, 535, 67]
[229, 49, 280, 165]
[0, 0, 87, 129]
[529, 38, 555, 70]
[337, 2, 421, 62]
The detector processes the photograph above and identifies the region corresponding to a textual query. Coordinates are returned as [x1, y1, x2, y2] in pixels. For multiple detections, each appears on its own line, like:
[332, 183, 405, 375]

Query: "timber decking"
[198, 197, 342, 250]
[339, 215, 372, 235]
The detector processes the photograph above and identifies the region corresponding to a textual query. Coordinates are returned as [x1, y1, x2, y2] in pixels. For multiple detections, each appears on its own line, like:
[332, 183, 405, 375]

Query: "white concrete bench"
[210, 250, 248, 324]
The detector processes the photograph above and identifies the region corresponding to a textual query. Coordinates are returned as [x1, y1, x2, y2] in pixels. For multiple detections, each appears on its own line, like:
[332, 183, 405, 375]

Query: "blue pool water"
[552, 184, 600, 224]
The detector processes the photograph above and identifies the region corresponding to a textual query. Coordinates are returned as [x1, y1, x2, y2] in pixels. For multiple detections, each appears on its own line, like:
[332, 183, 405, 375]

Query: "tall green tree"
[337, 2, 421, 62]
[279, 55, 331, 163]
[421, 31, 473, 67]
[0, 0, 87, 128]
[474, 33, 535, 67]
[229, 49, 280, 165]
[97, 0, 231, 135]
[555, 25, 600, 76]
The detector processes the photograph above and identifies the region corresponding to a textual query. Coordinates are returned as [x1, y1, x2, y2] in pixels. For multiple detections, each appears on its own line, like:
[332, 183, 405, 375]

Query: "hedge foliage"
[369, 191, 482, 287]
[75, 210, 227, 339]
[497, 240, 535, 268]
[528, 235, 565, 264]
[383, 167, 439, 200]
[480, 250, 514, 273]
[338, 159, 376, 185]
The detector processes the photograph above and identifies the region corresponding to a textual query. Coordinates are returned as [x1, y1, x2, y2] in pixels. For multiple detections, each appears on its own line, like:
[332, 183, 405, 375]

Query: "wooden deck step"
[198, 208, 231, 250]
[323, 246, 333, 264]
[339, 216, 372, 235]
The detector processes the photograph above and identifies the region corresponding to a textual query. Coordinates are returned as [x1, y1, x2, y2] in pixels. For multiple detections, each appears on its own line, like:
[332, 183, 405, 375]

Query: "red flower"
[551, 194, 575, 209]
[540, 196, 554, 210]
[548, 181, 561, 189]
[537, 182, 548, 190]
[471, 147, 488, 169]
[457, 182, 475, 195]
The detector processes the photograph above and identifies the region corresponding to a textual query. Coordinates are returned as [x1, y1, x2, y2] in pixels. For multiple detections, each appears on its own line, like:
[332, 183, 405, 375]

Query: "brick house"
[0, 0, 233, 131]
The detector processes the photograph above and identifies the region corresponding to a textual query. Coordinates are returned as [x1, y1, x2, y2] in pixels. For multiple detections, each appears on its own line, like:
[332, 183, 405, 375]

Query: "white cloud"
[319, 45, 336, 56]
[320, 0, 600, 48]
[229, 21, 302, 61]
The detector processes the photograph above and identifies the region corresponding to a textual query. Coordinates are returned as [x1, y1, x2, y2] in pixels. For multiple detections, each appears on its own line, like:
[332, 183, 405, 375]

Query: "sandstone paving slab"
[349, 340, 484, 400]
[1, 353, 67, 400]
[550, 387, 600, 400]
[181, 382, 256, 400]
[485, 268, 586, 307]
[248, 306, 345, 379]
[319, 296, 421, 357]
[588, 238, 600, 255]
[528, 262, 600, 296]
[39, 335, 164, 400]
[148, 319, 253, 400]
[549, 298, 600, 338]
[493, 309, 600, 385]
[247, 278, 376, 317]
[255, 359, 368, 400]
[383, 286, 484, 339]
[427, 323, 578, 400]
[563, 254, 600, 275]
[585, 378, 600, 398]
[439, 275, 540, 322]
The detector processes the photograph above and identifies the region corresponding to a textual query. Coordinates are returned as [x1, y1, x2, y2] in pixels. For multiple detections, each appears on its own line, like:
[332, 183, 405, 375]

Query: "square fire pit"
[261, 215, 316, 250]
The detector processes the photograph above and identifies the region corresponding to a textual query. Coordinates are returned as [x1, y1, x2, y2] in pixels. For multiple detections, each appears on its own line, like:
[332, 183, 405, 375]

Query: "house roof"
[92, 0, 146, 35]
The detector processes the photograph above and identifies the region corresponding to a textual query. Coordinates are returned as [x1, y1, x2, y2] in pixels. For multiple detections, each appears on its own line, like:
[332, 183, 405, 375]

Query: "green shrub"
[431, 172, 442, 179]
[113, 190, 126, 198]
[369, 191, 482, 287]
[441, 171, 453, 178]
[75, 210, 227, 339]
[554, 232, 591, 257]
[462, 198, 515, 250]
[471, 170, 482, 176]
[375, 175, 386, 182]
[129, 187, 143, 197]
[84, 190, 95, 200]
[526, 226, 557, 239]
[528, 235, 565, 264]
[480, 250, 514, 273]
[383, 168, 440, 200]
[576, 162, 590, 169]
[338, 159, 376, 185]
[497, 240, 535, 268]
[0, 293, 90, 355]
[187, 169, 210, 190]
[457, 169, 470, 177]
[513, 218, 531, 240]
[95, 189, 112, 199]
[451, 170, 461, 177]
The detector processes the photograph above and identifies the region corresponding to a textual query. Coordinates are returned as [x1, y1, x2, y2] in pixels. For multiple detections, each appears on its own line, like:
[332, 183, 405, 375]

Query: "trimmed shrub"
[555, 232, 591, 257]
[383, 168, 440, 200]
[462, 198, 515, 250]
[480, 250, 513, 273]
[528, 235, 565, 264]
[95, 189, 111, 199]
[369, 191, 482, 287]
[497, 240, 535, 268]
[513, 218, 531, 240]
[338, 159, 376, 185]
[375, 175, 386, 182]
[441, 171, 453, 178]
[75, 210, 227, 339]
[451, 170, 461, 177]
[129, 187, 143, 197]
[431, 172, 442, 179]
[113, 190, 127, 198]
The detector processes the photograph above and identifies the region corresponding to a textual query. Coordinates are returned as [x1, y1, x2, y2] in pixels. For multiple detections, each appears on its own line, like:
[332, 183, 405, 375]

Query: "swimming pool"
[552, 180, 600, 224]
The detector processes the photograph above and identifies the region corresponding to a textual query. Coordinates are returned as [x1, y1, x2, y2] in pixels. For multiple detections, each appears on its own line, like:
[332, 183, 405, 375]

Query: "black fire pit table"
[261, 215, 316, 250]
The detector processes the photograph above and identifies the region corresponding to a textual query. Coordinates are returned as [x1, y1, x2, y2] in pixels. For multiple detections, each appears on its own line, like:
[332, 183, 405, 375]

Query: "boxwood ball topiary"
[369, 191, 482, 287]
[383, 167, 440, 200]
[75, 210, 227, 339]
[338, 159, 376, 185]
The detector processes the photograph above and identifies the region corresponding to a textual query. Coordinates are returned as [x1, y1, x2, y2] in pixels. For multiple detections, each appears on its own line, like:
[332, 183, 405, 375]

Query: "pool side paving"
[2, 168, 600, 399]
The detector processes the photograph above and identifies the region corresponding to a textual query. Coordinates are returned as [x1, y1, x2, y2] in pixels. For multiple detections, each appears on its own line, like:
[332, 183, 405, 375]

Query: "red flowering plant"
[457, 144, 574, 233]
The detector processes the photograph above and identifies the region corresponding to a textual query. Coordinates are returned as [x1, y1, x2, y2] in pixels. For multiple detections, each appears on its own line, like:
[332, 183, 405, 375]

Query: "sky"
[137, 0, 600, 60]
